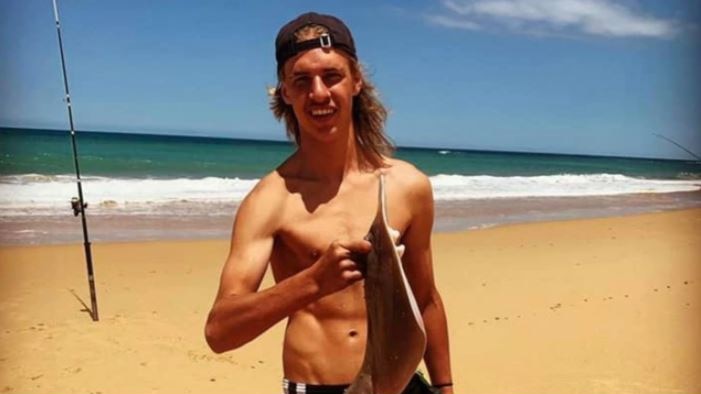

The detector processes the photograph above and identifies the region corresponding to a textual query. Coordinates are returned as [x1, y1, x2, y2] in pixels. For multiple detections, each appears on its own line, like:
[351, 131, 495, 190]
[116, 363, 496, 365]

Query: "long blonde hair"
[270, 24, 394, 168]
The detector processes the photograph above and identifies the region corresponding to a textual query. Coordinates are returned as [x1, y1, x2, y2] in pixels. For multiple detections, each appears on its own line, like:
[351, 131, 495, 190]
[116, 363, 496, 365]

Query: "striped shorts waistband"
[282, 378, 350, 394]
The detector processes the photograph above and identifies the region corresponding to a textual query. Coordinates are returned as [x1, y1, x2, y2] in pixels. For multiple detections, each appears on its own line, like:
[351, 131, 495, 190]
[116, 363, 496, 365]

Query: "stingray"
[346, 174, 427, 394]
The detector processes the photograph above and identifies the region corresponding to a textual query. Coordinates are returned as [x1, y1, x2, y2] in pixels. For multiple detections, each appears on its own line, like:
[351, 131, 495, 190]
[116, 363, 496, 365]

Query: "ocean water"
[1, 127, 700, 244]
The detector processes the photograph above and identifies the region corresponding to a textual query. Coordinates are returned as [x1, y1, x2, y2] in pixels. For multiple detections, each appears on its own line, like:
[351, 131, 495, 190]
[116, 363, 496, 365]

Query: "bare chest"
[269, 172, 413, 281]
[272, 195, 376, 276]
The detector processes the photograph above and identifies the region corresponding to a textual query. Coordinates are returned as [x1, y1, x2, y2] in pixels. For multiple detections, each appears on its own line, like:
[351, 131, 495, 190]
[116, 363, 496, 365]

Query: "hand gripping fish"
[346, 174, 427, 394]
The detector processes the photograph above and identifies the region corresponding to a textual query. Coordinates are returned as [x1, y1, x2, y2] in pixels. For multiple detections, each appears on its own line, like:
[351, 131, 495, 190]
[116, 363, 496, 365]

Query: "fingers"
[387, 227, 405, 258]
[327, 240, 368, 273]
[342, 268, 363, 282]
[395, 244, 405, 258]
[332, 255, 363, 285]
[338, 258, 359, 270]
[312, 242, 366, 297]
[318, 228, 408, 292]
[333, 232, 405, 262]
[335, 239, 372, 254]
[389, 228, 400, 244]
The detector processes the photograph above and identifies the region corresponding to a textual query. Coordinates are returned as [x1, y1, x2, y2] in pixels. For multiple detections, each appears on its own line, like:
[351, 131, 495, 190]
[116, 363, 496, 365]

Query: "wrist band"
[433, 382, 453, 388]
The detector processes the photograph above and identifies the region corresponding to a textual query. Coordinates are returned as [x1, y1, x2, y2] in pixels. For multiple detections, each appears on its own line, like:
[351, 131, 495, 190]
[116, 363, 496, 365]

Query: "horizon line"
[1, 125, 696, 163]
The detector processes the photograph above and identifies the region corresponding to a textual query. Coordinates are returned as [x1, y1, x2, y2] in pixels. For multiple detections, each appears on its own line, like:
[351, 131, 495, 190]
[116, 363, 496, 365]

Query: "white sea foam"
[0, 174, 256, 216]
[0, 173, 699, 216]
[430, 173, 701, 200]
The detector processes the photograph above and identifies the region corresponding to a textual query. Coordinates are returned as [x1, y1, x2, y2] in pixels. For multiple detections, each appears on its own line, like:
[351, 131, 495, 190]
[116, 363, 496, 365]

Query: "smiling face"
[280, 48, 362, 144]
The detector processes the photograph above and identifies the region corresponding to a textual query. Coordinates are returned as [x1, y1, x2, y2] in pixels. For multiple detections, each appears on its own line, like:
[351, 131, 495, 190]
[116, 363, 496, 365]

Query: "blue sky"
[1, 0, 699, 160]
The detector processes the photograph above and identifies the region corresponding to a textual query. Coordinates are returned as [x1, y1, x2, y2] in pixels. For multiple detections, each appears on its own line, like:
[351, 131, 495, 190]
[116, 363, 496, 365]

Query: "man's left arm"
[401, 172, 454, 394]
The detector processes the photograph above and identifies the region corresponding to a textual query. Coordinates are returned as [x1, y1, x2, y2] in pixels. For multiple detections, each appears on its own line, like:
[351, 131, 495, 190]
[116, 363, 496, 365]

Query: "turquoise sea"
[1, 127, 700, 244]
[2, 127, 699, 180]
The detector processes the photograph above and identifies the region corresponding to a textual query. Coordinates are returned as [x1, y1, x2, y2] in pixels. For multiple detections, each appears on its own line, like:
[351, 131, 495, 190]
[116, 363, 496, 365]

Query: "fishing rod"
[52, 0, 99, 322]
[653, 133, 701, 161]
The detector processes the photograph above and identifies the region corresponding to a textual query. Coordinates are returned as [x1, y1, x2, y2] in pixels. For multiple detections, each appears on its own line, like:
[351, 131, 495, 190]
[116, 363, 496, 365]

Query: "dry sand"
[1, 209, 699, 393]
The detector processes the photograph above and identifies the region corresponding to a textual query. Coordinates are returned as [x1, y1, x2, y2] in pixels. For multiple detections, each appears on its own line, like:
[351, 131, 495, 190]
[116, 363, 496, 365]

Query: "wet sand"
[0, 208, 700, 393]
[2, 191, 700, 245]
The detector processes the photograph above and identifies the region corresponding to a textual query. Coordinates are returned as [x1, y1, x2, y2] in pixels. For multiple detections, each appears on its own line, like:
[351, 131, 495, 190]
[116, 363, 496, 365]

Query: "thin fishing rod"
[52, 0, 99, 322]
[653, 133, 701, 161]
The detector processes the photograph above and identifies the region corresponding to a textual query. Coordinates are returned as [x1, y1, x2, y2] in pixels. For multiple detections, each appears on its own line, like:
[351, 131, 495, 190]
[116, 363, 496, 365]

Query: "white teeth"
[311, 109, 334, 116]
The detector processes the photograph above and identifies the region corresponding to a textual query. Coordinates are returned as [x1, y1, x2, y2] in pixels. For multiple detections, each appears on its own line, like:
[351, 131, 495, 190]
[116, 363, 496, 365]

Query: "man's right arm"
[204, 178, 370, 353]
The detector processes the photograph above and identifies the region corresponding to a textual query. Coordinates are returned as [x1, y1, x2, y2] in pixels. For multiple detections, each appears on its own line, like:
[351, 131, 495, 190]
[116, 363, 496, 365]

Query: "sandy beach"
[1, 208, 700, 393]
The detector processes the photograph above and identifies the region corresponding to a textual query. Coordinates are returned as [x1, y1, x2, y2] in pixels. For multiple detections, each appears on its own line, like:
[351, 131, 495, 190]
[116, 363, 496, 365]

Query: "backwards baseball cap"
[275, 12, 357, 71]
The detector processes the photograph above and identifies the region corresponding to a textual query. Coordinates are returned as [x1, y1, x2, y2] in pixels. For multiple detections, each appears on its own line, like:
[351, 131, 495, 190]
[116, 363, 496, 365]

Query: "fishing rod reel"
[70, 197, 88, 217]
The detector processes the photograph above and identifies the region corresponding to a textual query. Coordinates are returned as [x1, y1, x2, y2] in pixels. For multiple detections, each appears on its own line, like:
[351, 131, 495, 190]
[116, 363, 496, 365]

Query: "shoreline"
[1, 208, 700, 393]
[1, 190, 700, 246]
[1, 204, 700, 249]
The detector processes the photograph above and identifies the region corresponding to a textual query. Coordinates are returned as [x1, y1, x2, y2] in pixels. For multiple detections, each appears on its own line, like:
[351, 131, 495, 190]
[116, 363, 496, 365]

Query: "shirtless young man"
[205, 12, 453, 394]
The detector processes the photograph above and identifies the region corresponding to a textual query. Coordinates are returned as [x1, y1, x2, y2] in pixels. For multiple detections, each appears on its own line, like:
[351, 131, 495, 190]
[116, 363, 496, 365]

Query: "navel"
[348, 329, 358, 338]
